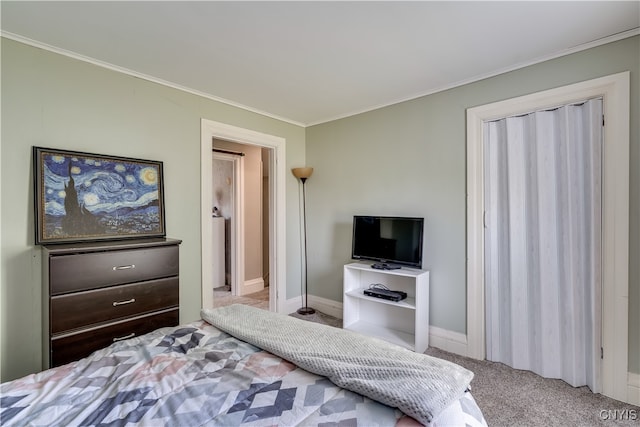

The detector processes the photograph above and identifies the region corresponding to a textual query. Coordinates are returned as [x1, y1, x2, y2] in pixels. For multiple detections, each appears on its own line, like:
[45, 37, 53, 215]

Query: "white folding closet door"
[484, 98, 602, 391]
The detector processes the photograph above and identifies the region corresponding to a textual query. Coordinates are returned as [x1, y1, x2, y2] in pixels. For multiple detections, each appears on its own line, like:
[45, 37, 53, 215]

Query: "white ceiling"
[2, 1, 638, 126]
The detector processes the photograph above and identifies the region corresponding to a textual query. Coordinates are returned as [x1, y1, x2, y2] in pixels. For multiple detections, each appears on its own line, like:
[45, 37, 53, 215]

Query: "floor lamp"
[292, 167, 315, 315]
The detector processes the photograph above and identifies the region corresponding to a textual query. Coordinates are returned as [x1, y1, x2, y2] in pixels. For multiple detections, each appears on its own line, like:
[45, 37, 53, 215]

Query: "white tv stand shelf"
[343, 262, 429, 352]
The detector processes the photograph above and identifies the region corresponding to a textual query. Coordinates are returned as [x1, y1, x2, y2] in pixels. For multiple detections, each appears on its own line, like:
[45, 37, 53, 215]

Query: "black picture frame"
[33, 146, 166, 245]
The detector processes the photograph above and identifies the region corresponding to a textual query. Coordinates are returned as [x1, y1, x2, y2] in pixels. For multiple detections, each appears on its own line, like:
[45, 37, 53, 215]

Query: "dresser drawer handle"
[112, 333, 135, 342]
[113, 264, 136, 271]
[112, 298, 136, 307]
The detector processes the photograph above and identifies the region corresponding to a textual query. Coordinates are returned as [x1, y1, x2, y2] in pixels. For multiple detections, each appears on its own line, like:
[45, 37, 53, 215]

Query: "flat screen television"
[351, 215, 424, 269]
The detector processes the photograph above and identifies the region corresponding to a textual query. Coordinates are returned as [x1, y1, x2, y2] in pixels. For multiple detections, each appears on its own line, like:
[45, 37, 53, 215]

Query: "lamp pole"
[292, 167, 315, 315]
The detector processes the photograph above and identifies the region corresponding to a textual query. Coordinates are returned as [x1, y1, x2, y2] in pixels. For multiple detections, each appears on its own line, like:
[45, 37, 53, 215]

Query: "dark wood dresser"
[42, 238, 181, 369]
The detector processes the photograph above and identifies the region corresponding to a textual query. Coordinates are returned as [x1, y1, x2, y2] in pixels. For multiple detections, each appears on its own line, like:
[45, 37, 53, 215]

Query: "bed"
[1, 304, 487, 426]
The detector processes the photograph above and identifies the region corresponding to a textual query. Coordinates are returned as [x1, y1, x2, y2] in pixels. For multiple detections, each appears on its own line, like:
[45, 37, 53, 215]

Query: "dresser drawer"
[50, 309, 179, 367]
[50, 277, 179, 333]
[49, 245, 179, 295]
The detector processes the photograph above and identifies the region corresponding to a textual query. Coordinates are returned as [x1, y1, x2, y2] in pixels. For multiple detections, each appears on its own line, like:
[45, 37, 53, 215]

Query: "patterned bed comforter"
[203, 305, 475, 425]
[1, 315, 487, 426]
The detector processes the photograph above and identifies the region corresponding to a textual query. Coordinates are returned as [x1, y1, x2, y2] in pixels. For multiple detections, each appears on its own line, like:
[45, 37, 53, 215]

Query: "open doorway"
[211, 148, 240, 296]
[201, 119, 286, 313]
[211, 139, 270, 308]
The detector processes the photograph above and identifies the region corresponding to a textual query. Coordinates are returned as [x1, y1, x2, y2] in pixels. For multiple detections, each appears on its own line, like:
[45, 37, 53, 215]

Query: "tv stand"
[371, 263, 401, 270]
[343, 262, 429, 352]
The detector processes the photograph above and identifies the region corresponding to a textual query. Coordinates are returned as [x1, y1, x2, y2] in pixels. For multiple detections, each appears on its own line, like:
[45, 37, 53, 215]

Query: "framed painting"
[33, 146, 166, 244]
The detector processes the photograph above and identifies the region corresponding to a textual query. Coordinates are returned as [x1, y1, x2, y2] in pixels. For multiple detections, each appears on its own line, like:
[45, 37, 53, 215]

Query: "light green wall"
[0, 38, 306, 381]
[306, 36, 639, 374]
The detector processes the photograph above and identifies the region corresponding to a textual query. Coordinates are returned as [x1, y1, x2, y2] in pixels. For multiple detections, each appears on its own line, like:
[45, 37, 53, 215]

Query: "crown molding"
[3, 27, 638, 128]
[306, 28, 640, 126]
[1, 31, 307, 128]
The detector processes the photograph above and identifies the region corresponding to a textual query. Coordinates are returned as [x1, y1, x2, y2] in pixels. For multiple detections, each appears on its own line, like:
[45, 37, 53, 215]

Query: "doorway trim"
[201, 119, 286, 312]
[466, 72, 630, 402]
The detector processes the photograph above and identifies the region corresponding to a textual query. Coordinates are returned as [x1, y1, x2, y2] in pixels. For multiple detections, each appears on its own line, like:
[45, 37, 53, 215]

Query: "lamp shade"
[292, 167, 313, 179]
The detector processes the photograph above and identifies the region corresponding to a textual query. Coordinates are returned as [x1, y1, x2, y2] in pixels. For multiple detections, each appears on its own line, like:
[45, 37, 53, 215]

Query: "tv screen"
[351, 216, 424, 269]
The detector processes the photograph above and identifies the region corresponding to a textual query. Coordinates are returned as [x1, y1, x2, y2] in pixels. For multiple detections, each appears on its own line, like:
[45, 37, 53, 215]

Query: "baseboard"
[282, 295, 344, 319]
[428, 326, 469, 357]
[281, 296, 302, 315]
[628, 372, 640, 406]
[307, 295, 343, 319]
[240, 277, 264, 296]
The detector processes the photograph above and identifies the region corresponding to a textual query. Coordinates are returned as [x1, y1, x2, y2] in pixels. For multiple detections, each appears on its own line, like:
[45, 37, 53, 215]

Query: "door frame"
[201, 119, 286, 312]
[466, 72, 630, 402]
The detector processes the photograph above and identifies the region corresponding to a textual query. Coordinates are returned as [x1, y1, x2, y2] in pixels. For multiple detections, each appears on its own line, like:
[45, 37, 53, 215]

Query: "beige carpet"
[425, 347, 639, 426]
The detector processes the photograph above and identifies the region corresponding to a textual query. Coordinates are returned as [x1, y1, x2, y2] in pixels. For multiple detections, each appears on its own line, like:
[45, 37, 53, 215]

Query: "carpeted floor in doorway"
[213, 286, 269, 310]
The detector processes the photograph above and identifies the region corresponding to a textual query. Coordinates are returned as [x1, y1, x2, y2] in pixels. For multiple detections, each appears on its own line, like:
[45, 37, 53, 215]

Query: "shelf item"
[42, 238, 181, 368]
[343, 262, 429, 353]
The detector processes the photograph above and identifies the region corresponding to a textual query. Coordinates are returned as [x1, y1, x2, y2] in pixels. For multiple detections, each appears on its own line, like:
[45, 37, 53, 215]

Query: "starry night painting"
[33, 147, 166, 244]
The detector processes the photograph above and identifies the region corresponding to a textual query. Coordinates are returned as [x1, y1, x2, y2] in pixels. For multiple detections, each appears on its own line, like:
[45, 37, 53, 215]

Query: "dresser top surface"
[42, 237, 182, 255]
